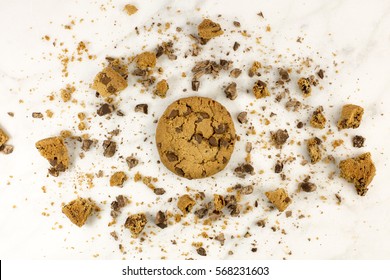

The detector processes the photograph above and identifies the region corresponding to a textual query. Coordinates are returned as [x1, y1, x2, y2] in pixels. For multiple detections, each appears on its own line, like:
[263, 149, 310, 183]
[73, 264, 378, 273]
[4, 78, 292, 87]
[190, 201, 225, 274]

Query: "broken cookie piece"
[265, 188, 292, 212]
[110, 171, 128, 187]
[297, 77, 312, 97]
[35, 136, 69, 176]
[177, 194, 196, 215]
[198, 19, 223, 40]
[92, 66, 128, 98]
[125, 213, 147, 238]
[339, 152, 376, 196]
[124, 4, 138, 16]
[0, 127, 9, 147]
[213, 194, 225, 211]
[337, 104, 364, 130]
[310, 106, 326, 129]
[154, 79, 169, 98]
[271, 129, 289, 148]
[253, 80, 270, 99]
[307, 137, 322, 164]
[136, 51, 156, 70]
[62, 197, 95, 227]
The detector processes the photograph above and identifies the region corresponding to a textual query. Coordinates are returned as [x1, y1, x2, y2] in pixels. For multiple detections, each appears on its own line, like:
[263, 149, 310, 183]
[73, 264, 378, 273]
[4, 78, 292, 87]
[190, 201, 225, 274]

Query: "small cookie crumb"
[198, 19, 223, 40]
[177, 194, 196, 215]
[352, 135, 365, 148]
[297, 77, 311, 97]
[337, 104, 364, 130]
[265, 188, 292, 212]
[310, 106, 326, 129]
[307, 137, 322, 164]
[110, 171, 128, 187]
[136, 52, 156, 70]
[92, 67, 128, 98]
[62, 197, 95, 227]
[35, 137, 69, 176]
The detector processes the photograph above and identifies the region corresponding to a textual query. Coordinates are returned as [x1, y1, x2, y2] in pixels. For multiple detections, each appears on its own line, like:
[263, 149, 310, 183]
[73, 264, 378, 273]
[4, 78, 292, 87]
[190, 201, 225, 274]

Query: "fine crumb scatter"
[154, 79, 169, 98]
[339, 152, 376, 196]
[353, 135, 365, 148]
[62, 197, 95, 227]
[253, 80, 270, 99]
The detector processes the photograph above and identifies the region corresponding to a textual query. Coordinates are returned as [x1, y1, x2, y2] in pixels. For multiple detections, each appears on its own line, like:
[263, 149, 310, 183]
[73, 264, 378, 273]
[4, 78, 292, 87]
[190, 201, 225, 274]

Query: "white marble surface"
[0, 0, 389, 259]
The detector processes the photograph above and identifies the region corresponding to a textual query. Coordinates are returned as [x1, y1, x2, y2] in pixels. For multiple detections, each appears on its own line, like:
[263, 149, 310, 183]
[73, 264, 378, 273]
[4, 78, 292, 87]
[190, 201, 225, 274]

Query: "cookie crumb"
[126, 155, 139, 169]
[265, 188, 292, 212]
[352, 135, 365, 148]
[92, 67, 128, 98]
[271, 129, 289, 148]
[110, 171, 128, 187]
[310, 106, 326, 129]
[135, 104, 148, 114]
[196, 247, 207, 256]
[0, 127, 9, 147]
[155, 211, 168, 229]
[230, 68, 242, 78]
[136, 52, 156, 70]
[337, 104, 364, 130]
[253, 80, 270, 99]
[124, 213, 147, 238]
[299, 181, 317, 192]
[237, 112, 248, 124]
[62, 197, 95, 227]
[307, 137, 322, 164]
[103, 140, 116, 157]
[97, 103, 115, 116]
[224, 82, 237, 100]
[177, 194, 196, 215]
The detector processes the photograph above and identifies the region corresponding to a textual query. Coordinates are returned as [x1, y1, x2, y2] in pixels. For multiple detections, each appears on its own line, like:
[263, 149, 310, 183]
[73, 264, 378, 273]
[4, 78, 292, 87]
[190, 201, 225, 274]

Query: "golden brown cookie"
[156, 96, 236, 179]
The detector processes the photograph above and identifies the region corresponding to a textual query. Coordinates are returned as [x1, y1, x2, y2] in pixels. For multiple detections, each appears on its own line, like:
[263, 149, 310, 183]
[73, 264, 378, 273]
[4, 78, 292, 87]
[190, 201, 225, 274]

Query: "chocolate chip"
[175, 167, 185, 177]
[183, 106, 192, 116]
[297, 121, 304, 128]
[107, 85, 116, 93]
[100, 73, 111, 85]
[219, 138, 229, 147]
[299, 181, 317, 192]
[166, 151, 178, 162]
[233, 42, 240, 51]
[274, 161, 284, 173]
[237, 112, 248, 124]
[155, 211, 167, 228]
[279, 68, 289, 80]
[233, 21, 241, 27]
[272, 129, 289, 146]
[215, 123, 227, 134]
[168, 109, 179, 118]
[103, 140, 116, 157]
[192, 80, 200, 91]
[199, 112, 210, 119]
[135, 104, 148, 114]
[243, 164, 254, 173]
[230, 68, 242, 78]
[196, 247, 207, 256]
[209, 137, 218, 147]
[154, 188, 166, 195]
[352, 135, 365, 148]
[317, 69, 324, 79]
[224, 82, 237, 100]
[126, 155, 139, 169]
[193, 133, 203, 143]
[97, 103, 115, 116]
[82, 139, 93, 151]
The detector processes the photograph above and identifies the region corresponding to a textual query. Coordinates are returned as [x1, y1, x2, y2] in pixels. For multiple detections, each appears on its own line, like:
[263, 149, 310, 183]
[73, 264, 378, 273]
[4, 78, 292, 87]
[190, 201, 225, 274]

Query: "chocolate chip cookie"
[156, 96, 236, 179]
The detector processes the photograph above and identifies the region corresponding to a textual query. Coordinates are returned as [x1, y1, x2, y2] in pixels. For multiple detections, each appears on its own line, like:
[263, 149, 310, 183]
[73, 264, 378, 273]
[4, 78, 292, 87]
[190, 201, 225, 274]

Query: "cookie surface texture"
[156, 96, 236, 179]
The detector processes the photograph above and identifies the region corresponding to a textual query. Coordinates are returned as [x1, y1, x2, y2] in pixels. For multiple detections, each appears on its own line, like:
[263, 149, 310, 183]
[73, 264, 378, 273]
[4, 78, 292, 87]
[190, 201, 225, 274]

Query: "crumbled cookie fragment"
[156, 41, 177, 60]
[92, 67, 128, 98]
[154, 79, 169, 98]
[32, 112, 43, 119]
[111, 195, 130, 219]
[237, 111, 248, 124]
[253, 80, 270, 99]
[60, 84, 76, 102]
[215, 233, 225, 245]
[230, 68, 242, 78]
[297, 77, 312, 97]
[136, 52, 156, 70]
[337, 104, 364, 130]
[0, 127, 9, 147]
[135, 104, 148, 114]
[307, 137, 322, 164]
[310, 106, 326, 129]
[274, 161, 284, 173]
[124, 4, 138, 16]
[153, 188, 166, 195]
[155, 211, 168, 229]
[234, 163, 254, 178]
[224, 82, 237, 100]
[124, 213, 147, 238]
[279, 68, 290, 81]
[265, 188, 292, 212]
[233, 184, 254, 195]
[198, 19, 223, 40]
[0, 144, 13, 154]
[97, 103, 115, 116]
[196, 247, 207, 256]
[271, 129, 289, 148]
[213, 194, 225, 211]
[233, 41, 240, 51]
[110, 171, 128, 187]
[106, 57, 128, 78]
[126, 155, 139, 169]
[177, 194, 196, 215]
[62, 197, 94, 227]
[248, 61, 261, 77]
[35, 137, 69, 176]
[353, 135, 365, 148]
[299, 181, 317, 192]
[339, 152, 376, 196]
[103, 140, 116, 157]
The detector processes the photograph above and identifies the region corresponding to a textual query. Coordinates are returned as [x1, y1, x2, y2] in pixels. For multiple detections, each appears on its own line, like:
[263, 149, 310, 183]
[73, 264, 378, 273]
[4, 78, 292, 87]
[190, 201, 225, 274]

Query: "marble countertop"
[0, 0, 389, 259]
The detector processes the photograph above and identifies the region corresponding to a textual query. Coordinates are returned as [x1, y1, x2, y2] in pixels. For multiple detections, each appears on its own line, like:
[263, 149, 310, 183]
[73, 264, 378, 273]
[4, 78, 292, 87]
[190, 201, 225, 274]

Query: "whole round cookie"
[156, 96, 236, 179]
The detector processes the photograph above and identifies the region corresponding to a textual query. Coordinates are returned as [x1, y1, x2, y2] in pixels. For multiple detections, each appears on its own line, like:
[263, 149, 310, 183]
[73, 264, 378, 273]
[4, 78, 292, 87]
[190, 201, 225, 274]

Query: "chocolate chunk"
[230, 68, 242, 78]
[155, 211, 167, 228]
[297, 121, 304, 128]
[168, 109, 179, 118]
[124, 213, 147, 238]
[353, 135, 365, 148]
[219, 138, 229, 147]
[274, 161, 284, 173]
[103, 140, 116, 157]
[317, 69, 324, 79]
[196, 247, 207, 256]
[233, 42, 240, 51]
[299, 181, 317, 192]
[279, 69, 289, 80]
[193, 133, 203, 143]
[135, 104, 148, 114]
[271, 129, 289, 147]
[166, 151, 178, 162]
[234, 163, 254, 177]
[32, 112, 43, 119]
[82, 139, 93, 151]
[209, 137, 218, 147]
[126, 155, 139, 169]
[215, 123, 227, 134]
[175, 167, 185, 177]
[97, 103, 115, 116]
[0, 144, 13, 154]
[237, 111, 248, 124]
[192, 80, 200, 91]
[153, 188, 166, 195]
[233, 21, 241, 27]
[194, 207, 208, 219]
[224, 82, 237, 100]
